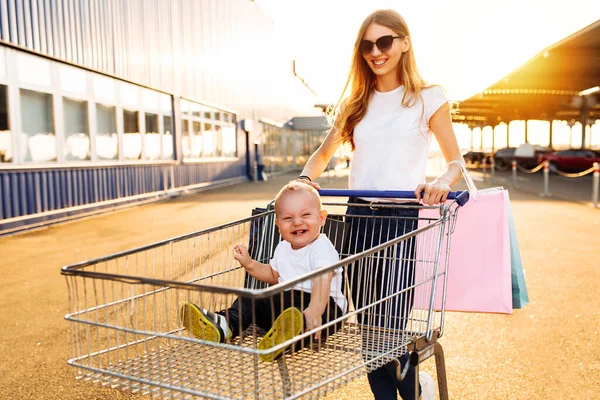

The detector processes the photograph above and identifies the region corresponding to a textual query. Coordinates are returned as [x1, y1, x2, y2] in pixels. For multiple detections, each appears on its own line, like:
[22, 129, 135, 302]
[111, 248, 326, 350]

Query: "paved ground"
[1, 168, 598, 399]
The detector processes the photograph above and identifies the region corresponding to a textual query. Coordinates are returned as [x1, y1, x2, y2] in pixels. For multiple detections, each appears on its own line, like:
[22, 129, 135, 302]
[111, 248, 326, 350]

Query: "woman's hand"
[302, 306, 323, 340]
[296, 177, 321, 190]
[233, 245, 251, 268]
[414, 178, 452, 205]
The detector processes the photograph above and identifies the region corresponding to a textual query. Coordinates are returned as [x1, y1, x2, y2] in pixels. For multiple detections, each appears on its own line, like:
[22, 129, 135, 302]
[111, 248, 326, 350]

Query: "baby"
[180, 181, 347, 361]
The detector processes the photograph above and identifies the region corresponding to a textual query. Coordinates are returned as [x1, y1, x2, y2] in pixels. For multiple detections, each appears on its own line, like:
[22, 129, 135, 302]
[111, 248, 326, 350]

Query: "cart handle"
[317, 189, 470, 206]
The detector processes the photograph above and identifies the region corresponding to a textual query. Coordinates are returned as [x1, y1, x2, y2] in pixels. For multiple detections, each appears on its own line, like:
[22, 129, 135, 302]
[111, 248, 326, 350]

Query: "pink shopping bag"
[415, 185, 512, 314]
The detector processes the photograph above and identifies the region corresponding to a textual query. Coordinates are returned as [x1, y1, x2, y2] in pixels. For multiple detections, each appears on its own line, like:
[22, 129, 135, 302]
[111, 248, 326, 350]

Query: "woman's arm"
[430, 102, 465, 184]
[298, 127, 342, 189]
[415, 102, 466, 204]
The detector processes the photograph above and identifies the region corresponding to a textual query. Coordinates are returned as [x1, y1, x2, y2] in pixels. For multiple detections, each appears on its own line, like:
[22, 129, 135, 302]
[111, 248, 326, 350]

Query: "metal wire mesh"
[63, 200, 459, 399]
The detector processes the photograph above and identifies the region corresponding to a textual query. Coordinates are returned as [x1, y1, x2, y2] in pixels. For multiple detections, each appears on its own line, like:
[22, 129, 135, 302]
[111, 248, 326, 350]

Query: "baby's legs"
[180, 297, 272, 343]
[218, 295, 277, 337]
[254, 291, 343, 353]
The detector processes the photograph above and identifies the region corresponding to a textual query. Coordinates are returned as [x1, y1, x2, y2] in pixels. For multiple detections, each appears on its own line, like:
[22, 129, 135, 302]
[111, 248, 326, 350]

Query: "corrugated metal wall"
[0, 165, 166, 219]
[0, 0, 315, 122]
[0, 0, 314, 234]
[0, 161, 245, 221]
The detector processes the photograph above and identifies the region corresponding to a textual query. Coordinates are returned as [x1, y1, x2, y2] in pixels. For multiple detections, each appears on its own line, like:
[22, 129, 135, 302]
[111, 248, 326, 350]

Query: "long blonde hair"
[331, 9, 427, 150]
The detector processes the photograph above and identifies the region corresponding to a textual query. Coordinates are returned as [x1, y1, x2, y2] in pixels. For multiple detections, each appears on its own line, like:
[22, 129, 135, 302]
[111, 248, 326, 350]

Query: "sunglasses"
[359, 35, 406, 56]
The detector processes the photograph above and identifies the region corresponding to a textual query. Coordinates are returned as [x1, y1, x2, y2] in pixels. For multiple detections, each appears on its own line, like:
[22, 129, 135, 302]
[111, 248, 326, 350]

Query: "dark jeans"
[346, 198, 420, 400]
[219, 290, 343, 351]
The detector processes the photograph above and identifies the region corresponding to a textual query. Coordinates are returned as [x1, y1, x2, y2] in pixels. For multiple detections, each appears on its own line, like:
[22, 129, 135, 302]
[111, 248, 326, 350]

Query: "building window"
[160, 94, 174, 160]
[123, 110, 141, 160]
[63, 98, 90, 161]
[203, 123, 215, 157]
[2, 49, 185, 165]
[182, 120, 190, 157]
[180, 98, 236, 161]
[214, 125, 223, 156]
[20, 89, 56, 162]
[145, 113, 158, 133]
[0, 84, 11, 162]
[162, 115, 173, 159]
[222, 126, 237, 157]
[144, 113, 161, 160]
[96, 104, 118, 160]
[191, 121, 202, 157]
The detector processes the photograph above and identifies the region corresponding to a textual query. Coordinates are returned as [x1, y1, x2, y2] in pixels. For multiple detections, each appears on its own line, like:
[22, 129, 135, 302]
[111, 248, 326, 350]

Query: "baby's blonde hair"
[273, 181, 322, 216]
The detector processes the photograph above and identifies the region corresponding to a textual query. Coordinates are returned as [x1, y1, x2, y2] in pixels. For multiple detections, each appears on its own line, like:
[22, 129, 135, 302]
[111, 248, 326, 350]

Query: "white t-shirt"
[349, 85, 450, 195]
[270, 234, 348, 313]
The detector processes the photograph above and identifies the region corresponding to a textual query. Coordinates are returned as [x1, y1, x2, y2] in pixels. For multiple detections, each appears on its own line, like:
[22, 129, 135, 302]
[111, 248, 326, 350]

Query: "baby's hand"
[302, 306, 323, 341]
[233, 245, 251, 267]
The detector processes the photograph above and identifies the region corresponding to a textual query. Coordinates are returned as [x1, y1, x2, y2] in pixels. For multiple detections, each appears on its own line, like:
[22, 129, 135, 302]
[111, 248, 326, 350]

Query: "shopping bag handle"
[448, 160, 479, 199]
[318, 189, 470, 206]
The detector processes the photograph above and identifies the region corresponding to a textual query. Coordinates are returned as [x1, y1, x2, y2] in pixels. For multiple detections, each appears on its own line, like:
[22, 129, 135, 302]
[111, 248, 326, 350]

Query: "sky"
[255, 0, 600, 104]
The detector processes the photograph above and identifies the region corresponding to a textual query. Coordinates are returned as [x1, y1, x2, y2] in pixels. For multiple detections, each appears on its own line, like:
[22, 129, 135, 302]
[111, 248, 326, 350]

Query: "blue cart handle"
[317, 189, 470, 206]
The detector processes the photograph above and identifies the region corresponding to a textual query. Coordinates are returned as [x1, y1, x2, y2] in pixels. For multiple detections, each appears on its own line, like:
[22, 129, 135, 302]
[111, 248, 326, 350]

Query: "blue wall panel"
[0, 160, 248, 232]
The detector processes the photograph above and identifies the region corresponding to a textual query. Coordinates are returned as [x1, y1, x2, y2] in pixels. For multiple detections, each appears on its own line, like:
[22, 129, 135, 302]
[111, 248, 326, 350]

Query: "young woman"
[297, 9, 465, 400]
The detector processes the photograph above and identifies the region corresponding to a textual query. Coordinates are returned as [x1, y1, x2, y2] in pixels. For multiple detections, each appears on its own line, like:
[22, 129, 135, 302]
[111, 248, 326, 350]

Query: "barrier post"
[541, 160, 551, 197]
[512, 160, 518, 187]
[593, 162, 599, 208]
[490, 158, 495, 184]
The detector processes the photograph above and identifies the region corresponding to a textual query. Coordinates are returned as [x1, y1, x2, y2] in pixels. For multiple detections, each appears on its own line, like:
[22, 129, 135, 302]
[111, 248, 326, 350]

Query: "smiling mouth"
[372, 59, 387, 66]
[292, 229, 307, 235]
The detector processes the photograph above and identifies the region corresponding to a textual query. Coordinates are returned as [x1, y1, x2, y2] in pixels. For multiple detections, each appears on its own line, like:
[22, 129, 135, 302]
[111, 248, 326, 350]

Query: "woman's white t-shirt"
[349, 85, 449, 194]
[270, 234, 348, 313]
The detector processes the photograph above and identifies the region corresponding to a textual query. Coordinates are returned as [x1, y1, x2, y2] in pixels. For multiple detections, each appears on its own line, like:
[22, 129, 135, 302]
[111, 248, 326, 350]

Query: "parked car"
[541, 149, 600, 173]
[493, 144, 553, 169]
[462, 151, 491, 166]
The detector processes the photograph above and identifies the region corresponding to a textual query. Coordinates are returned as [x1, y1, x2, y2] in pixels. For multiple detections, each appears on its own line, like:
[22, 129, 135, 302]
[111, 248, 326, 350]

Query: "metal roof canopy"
[454, 19, 600, 128]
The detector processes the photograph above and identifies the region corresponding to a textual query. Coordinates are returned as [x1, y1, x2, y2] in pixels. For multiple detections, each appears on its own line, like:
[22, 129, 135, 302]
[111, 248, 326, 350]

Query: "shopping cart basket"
[62, 189, 469, 399]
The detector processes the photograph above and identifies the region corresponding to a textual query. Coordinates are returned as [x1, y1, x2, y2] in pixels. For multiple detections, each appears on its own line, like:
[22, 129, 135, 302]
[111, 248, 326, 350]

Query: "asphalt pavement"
[1, 167, 598, 399]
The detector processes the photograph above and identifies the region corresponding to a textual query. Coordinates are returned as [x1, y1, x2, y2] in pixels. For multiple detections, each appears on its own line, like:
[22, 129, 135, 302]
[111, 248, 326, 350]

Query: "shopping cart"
[62, 189, 469, 399]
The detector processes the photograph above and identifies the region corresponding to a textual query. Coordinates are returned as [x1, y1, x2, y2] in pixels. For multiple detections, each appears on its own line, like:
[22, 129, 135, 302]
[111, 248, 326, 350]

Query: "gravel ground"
[1, 170, 598, 399]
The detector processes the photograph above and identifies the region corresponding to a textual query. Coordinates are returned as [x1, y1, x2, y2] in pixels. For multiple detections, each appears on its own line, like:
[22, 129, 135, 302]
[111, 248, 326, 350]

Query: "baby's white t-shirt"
[350, 85, 450, 195]
[270, 234, 348, 313]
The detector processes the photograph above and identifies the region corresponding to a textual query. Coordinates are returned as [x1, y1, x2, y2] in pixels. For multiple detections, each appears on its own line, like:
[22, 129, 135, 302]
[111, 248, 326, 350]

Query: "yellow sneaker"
[179, 303, 231, 342]
[257, 307, 303, 362]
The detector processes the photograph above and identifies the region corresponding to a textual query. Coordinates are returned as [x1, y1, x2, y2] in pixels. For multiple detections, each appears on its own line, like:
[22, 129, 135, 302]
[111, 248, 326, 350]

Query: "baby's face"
[275, 190, 327, 250]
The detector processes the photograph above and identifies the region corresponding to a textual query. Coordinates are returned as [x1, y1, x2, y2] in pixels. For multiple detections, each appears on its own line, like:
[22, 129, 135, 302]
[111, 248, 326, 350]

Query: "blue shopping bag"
[507, 202, 529, 308]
